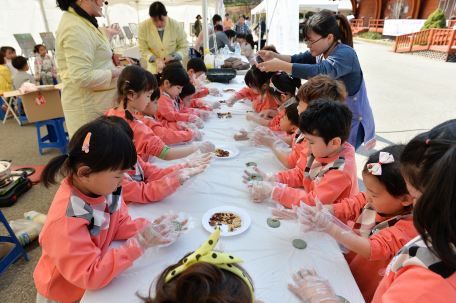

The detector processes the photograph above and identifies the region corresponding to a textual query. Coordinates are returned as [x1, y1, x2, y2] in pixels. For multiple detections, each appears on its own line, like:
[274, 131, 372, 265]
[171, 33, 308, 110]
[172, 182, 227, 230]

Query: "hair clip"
[426, 139, 430, 145]
[82, 132, 92, 153]
[367, 152, 394, 175]
[269, 78, 285, 94]
[287, 73, 293, 78]
[125, 80, 130, 83]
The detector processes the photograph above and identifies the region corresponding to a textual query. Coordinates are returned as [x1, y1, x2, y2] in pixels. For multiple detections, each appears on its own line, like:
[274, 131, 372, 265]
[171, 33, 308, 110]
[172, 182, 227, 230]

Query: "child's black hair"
[225, 30, 236, 40]
[299, 98, 352, 144]
[214, 24, 223, 32]
[401, 119, 456, 268]
[236, 33, 246, 40]
[179, 82, 196, 100]
[156, 63, 190, 88]
[362, 145, 410, 201]
[244, 65, 274, 92]
[12, 56, 28, 70]
[33, 44, 46, 54]
[187, 58, 207, 73]
[41, 116, 137, 188]
[117, 65, 158, 121]
[266, 71, 301, 102]
[284, 103, 299, 127]
[0, 51, 5, 65]
[151, 87, 161, 101]
[0, 46, 15, 53]
[245, 34, 255, 49]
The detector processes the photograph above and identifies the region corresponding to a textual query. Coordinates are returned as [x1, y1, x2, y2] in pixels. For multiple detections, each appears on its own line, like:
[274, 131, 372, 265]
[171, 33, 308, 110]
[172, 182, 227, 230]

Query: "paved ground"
[0, 40, 455, 302]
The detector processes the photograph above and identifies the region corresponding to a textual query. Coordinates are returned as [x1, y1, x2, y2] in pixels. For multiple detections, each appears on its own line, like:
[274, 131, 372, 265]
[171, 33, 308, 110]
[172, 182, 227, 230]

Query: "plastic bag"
[10, 219, 43, 246]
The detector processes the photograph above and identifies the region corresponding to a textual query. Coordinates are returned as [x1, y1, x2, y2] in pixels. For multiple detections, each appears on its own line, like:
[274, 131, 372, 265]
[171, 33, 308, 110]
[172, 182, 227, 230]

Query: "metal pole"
[105, 3, 111, 26]
[203, 0, 209, 53]
[136, 1, 140, 24]
[39, 0, 50, 32]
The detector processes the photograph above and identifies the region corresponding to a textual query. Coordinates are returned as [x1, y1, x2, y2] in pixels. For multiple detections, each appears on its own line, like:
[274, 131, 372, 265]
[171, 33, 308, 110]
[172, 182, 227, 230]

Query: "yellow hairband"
[164, 228, 255, 302]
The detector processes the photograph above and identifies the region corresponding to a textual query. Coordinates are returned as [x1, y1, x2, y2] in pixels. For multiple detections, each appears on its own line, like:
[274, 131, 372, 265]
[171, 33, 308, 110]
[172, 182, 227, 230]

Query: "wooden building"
[351, 0, 456, 27]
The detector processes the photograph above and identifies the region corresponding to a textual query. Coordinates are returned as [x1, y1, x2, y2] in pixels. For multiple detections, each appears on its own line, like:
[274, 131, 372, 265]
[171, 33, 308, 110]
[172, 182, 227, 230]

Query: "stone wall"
[402, 50, 456, 62]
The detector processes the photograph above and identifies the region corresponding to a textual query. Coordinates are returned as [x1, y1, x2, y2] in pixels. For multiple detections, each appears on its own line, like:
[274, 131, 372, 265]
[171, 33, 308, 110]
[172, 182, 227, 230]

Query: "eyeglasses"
[304, 37, 324, 47]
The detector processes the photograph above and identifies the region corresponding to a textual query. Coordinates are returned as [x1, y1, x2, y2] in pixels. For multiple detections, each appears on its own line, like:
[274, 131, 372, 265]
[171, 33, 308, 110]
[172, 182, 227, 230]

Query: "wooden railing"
[368, 19, 385, 33]
[449, 20, 456, 29]
[351, 19, 363, 30]
[394, 29, 456, 53]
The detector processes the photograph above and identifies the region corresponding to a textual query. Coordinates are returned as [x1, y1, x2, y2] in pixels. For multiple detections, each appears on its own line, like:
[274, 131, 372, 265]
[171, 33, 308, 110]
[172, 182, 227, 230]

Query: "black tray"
[206, 68, 236, 83]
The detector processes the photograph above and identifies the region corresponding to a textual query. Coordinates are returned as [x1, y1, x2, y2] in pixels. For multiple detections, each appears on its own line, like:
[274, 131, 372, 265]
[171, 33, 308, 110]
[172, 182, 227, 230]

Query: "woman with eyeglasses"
[257, 11, 375, 153]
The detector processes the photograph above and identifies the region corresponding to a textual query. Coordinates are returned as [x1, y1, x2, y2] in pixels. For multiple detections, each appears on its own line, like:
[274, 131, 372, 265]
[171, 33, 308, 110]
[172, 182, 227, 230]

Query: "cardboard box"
[3, 85, 64, 123]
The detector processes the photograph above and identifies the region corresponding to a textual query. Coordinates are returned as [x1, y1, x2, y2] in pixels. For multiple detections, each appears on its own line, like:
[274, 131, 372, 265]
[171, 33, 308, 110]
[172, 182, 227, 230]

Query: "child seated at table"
[178, 82, 211, 120]
[244, 99, 358, 208]
[234, 103, 299, 142]
[135, 88, 202, 145]
[11, 56, 35, 90]
[155, 63, 205, 129]
[139, 228, 257, 303]
[1, 46, 17, 76]
[105, 65, 215, 162]
[245, 71, 301, 131]
[186, 58, 221, 108]
[34, 116, 192, 303]
[272, 145, 418, 302]
[254, 74, 347, 169]
[226, 65, 278, 116]
[107, 115, 210, 204]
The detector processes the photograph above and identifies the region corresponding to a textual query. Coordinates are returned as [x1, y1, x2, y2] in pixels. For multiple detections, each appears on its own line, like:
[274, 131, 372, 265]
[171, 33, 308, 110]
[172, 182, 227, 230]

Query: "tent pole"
[105, 3, 111, 26]
[136, 1, 140, 24]
[39, 0, 50, 32]
[203, 0, 209, 53]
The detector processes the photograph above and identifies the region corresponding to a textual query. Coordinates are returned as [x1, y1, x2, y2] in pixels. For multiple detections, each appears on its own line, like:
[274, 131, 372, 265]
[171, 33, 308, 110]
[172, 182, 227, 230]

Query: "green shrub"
[421, 8, 446, 30]
[359, 31, 383, 40]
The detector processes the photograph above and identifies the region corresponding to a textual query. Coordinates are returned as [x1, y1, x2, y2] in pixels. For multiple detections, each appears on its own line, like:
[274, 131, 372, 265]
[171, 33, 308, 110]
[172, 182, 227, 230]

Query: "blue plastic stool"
[0, 96, 6, 120]
[188, 47, 197, 58]
[34, 117, 69, 155]
[0, 210, 29, 276]
[16, 97, 29, 126]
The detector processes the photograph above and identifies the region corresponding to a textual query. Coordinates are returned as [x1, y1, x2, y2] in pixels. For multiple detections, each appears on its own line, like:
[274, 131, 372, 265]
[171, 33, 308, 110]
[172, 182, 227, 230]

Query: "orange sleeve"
[112, 200, 150, 241]
[156, 95, 193, 122]
[268, 110, 284, 130]
[369, 219, 418, 261]
[234, 87, 260, 101]
[38, 215, 144, 290]
[253, 93, 279, 112]
[122, 174, 182, 204]
[139, 156, 186, 181]
[287, 141, 304, 168]
[332, 192, 368, 221]
[273, 170, 352, 208]
[193, 87, 209, 99]
[152, 124, 194, 145]
[133, 123, 167, 159]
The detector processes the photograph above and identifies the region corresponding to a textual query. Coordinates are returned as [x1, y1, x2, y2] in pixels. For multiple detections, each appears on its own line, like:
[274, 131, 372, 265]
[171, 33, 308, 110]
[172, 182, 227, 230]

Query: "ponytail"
[56, 0, 77, 11]
[41, 154, 70, 188]
[304, 11, 353, 48]
[266, 71, 301, 102]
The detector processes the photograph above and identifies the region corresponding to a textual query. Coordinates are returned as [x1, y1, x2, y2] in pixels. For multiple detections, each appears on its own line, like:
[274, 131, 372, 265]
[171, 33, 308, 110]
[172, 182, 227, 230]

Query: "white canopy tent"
[0, 0, 222, 58]
[299, 0, 353, 13]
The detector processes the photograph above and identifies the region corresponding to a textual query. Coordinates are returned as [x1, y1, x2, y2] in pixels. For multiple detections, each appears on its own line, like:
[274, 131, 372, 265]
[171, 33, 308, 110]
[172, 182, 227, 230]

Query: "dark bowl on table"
[206, 68, 237, 83]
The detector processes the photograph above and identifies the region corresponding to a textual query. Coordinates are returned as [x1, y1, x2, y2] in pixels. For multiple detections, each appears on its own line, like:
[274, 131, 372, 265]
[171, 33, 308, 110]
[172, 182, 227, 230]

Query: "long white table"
[81, 76, 365, 303]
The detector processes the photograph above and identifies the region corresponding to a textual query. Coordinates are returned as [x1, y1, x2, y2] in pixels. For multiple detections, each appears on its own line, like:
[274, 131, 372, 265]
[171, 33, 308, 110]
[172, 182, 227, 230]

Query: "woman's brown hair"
[297, 74, 347, 105]
[304, 11, 353, 48]
[139, 253, 254, 303]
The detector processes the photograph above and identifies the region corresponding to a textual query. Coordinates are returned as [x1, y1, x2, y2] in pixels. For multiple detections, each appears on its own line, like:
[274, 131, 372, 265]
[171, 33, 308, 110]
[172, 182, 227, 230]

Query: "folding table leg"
[2, 96, 20, 125]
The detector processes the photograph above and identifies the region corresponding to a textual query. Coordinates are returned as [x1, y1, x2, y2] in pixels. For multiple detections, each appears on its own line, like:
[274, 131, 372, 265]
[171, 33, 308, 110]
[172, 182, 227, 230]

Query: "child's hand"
[234, 129, 249, 141]
[269, 203, 299, 221]
[52, 75, 57, 79]
[209, 101, 221, 109]
[242, 167, 278, 184]
[36, 77, 40, 82]
[177, 166, 207, 184]
[199, 110, 210, 120]
[208, 87, 222, 97]
[185, 123, 198, 131]
[246, 112, 262, 124]
[193, 129, 203, 141]
[226, 95, 237, 107]
[258, 109, 272, 118]
[288, 267, 340, 303]
[297, 200, 333, 233]
[189, 115, 204, 128]
[247, 181, 283, 203]
[196, 141, 216, 153]
[186, 151, 214, 168]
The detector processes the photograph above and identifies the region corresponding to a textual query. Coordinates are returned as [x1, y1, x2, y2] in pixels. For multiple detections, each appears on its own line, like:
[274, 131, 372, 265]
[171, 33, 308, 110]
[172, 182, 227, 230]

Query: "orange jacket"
[286, 132, 305, 168]
[268, 109, 284, 132]
[156, 92, 194, 123]
[34, 176, 147, 303]
[273, 142, 358, 208]
[123, 155, 186, 204]
[135, 113, 195, 145]
[234, 87, 278, 113]
[105, 109, 169, 162]
[333, 192, 418, 303]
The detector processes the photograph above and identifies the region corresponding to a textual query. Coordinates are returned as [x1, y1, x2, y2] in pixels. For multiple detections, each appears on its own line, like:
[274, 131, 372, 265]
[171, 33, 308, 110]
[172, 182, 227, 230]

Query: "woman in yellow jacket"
[0, 51, 12, 95]
[55, 0, 125, 137]
[138, 1, 189, 74]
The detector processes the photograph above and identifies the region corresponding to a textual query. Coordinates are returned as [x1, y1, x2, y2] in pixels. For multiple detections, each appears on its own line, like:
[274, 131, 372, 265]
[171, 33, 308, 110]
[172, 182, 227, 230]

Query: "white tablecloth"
[81, 76, 365, 303]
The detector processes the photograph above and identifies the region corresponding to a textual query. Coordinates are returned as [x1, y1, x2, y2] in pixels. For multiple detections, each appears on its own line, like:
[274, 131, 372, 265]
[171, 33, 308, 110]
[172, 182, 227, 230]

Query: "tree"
[420, 8, 447, 30]
[391, 0, 409, 19]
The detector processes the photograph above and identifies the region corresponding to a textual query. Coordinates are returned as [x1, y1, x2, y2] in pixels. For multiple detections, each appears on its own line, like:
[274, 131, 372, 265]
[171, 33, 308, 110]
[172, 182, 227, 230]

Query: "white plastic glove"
[246, 112, 263, 124]
[193, 129, 203, 141]
[207, 101, 221, 109]
[209, 87, 222, 97]
[185, 123, 198, 131]
[195, 141, 216, 153]
[176, 121, 188, 131]
[125, 211, 193, 251]
[184, 150, 214, 168]
[288, 267, 340, 303]
[177, 166, 207, 184]
[269, 203, 299, 221]
[249, 127, 291, 151]
[234, 128, 249, 141]
[193, 74, 206, 92]
[226, 95, 238, 107]
[103, 23, 121, 42]
[199, 110, 211, 120]
[242, 166, 279, 184]
[194, 116, 205, 128]
[296, 199, 334, 233]
[247, 181, 285, 203]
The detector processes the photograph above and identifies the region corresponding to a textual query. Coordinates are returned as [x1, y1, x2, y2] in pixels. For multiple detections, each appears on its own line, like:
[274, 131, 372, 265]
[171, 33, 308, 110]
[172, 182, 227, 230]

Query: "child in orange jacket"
[273, 145, 417, 303]
[245, 71, 300, 131]
[33, 116, 193, 303]
[105, 66, 215, 163]
[155, 64, 205, 128]
[178, 82, 212, 120]
[226, 66, 278, 115]
[253, 75, 348, 169]
[244, 99, 358, 208]
[136, 88, 202, 145]
[186, 58, 222, 109]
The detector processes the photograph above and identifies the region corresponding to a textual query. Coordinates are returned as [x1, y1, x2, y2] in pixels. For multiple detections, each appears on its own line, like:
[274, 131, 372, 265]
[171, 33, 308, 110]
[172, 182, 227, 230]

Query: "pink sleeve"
[151, 123, 194, 145]
[287, 139, 304, 169]
[268, 110, 284, 130]
[133, 124, 167, 159]
[254, 93, 279, 113]
[112, 200, 149, 240]
[139, 156, 186, 181]
[275, 166, 304, 188]
[369, 219, 418, 261]
[39, 216, 144, 290]
[193, 88, 209, 99]
[122, 174, 182, 203]
[234, 87, 259, 101]
[273, 170, 351, 208]
[332, 192, 367, 221]
[156, 96, 193, 122]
